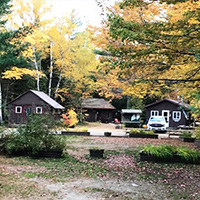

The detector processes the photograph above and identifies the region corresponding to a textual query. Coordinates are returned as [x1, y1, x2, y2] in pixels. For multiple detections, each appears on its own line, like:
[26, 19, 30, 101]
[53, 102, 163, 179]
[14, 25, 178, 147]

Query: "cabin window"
[173, 111, 181, 122]
[36, 107, 43, 114]
[150, 110, 159, 116]
[15, 106, 22, 114]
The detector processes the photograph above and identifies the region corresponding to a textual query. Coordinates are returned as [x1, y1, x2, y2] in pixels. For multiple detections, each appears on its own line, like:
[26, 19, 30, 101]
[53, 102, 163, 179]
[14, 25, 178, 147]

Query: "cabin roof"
[9, 90, 64, 109]
[82, 98, 115, 110]
[30, 90, 64, 109]
[145, 99, 190, 109]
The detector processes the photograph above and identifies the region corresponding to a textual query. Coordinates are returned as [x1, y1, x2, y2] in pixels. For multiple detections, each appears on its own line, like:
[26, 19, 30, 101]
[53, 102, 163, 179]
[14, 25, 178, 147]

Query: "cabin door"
[23, 106, 33, 122]
[162, 110, 170, 127]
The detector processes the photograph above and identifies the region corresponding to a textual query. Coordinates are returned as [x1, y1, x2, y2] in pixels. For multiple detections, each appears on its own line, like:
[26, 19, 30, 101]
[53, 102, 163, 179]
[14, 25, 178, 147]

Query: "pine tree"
[0, 0, 30, 123]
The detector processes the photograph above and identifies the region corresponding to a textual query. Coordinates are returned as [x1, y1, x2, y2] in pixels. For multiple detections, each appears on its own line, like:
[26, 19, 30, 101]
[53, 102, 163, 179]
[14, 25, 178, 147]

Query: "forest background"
[0, 0, 199, 123]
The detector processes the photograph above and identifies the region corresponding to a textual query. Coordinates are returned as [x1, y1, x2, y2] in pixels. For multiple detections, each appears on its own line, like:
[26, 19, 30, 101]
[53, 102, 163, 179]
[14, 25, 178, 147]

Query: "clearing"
[0, 123, 199, 200]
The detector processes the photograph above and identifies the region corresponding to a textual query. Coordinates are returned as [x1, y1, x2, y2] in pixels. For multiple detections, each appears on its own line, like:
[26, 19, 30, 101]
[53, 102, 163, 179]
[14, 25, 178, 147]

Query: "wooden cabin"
[145, 99, 192, 128]
[8, 90, 64, 124]
[82, 98, 115, 123]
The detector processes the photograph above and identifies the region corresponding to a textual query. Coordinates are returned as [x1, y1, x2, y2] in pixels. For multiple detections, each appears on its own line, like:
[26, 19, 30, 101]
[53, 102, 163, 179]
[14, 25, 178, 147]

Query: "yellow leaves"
[188, 17, 199, 25]
[11, 0, 51, 26]
[122, 82, 150, 98]
[62, 109, 78, 128]
[167, 0, 200, 24]
[2, 67, 45, 80]
[87, 25, 112, 49]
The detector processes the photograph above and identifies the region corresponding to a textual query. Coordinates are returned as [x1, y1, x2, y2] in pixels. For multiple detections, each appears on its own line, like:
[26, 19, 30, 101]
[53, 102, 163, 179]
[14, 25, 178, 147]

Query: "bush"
[142, 145, 200, 163]
[176, 146, 200, 163]
[129, 129, 155, 134]
[180, 132, 193, 138]
[129, 129, 140, 134]
[80, 128, 88, 132]
[140, 129, 155, 134]
[5, 114, 65, 156]
[193, 126, 200, 140]
[62, 109, 78, 128]
[143, 145, 175, 159]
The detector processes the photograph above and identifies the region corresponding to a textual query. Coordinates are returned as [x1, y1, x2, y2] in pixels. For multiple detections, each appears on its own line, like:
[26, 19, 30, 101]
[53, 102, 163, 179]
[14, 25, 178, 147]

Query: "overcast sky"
[46, 0, 117, 28]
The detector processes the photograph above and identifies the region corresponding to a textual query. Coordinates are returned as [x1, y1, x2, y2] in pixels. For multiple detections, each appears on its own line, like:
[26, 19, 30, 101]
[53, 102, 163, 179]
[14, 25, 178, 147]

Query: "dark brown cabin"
[8, 90, 64, 124]
[145, 99, 192, 128]
[82, 98, 115, 123]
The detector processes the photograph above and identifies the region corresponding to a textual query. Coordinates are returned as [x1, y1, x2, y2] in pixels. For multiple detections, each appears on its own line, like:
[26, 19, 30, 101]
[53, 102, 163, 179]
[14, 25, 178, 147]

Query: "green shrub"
[140, 130, 155, 134]
[142, 145, 200, 163]
[143, 145, 175, 159]
[193, 126, 200, 140]
[129, 129, 155, 135]
[180, 132, 193, 138]
[176, 146, 200, 163]
[5, 114, 65, 156]
[80, 128, 88, 132]
[129, 129, 140, 134]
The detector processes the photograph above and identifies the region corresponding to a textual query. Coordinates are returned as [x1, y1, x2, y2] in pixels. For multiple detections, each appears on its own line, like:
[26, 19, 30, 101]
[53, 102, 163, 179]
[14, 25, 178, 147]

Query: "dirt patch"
[32, 177, 170, 200]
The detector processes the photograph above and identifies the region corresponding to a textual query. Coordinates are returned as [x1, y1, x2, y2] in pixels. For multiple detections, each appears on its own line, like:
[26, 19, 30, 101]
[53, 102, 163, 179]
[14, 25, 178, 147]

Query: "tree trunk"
[48, 41, 53, 96]
[0, 82, 3, 123]
[54, 54, 64, 99]
[32, 45, 40, 91]
[54, 70, 62, 99]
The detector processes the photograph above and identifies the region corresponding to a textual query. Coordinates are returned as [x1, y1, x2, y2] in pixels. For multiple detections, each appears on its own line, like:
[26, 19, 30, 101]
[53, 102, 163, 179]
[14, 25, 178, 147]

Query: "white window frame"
[172, 111, 181, 122]
[36, 106, 43, 114]
[150, 110, 159, 117]
[15, 106, 22, 114]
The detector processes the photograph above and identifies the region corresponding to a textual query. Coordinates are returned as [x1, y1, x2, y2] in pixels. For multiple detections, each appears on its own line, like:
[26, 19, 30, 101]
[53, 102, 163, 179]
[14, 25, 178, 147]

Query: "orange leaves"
[62, 109, 78, 128]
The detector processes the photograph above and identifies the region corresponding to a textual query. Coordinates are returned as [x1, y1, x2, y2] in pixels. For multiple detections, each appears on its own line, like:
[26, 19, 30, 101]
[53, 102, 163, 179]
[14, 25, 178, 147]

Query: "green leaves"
[4, 114, 65, 155]
[0, 0, 10, 18]
[142, 144, 200, 163]
[96, 0, 200, 101]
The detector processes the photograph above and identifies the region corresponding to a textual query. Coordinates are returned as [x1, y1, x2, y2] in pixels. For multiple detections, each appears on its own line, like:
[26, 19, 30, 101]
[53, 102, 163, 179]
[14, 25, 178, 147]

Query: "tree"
[93, 0, 200, 103]
[50, 16, 77, 99]
[10, 0, 51, 91]
[88, 1, 166, 100]
[0, 0, 32, 123]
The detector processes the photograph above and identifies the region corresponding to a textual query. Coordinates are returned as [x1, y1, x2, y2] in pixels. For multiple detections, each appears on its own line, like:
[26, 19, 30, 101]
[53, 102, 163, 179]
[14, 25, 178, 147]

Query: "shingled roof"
[145, 99, 190, 109]
[82, 98, 115, 110]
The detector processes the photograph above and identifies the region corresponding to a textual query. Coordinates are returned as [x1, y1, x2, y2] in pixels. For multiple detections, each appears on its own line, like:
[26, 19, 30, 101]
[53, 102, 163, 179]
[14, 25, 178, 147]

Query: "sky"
[46, 0, 117, 29]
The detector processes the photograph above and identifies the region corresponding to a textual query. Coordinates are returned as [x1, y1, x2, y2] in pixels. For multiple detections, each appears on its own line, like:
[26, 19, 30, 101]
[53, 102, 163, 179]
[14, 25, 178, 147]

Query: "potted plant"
[139, 145, 200, 164]
[129, 129, 158, 138]
[61, 127, 90, 136]
[193, 126, 200, 147]
[104, 132, 112, 137]
[5, 114, 65, 158]
[179, 132, 195, 143]
[89, 148, 104, 158]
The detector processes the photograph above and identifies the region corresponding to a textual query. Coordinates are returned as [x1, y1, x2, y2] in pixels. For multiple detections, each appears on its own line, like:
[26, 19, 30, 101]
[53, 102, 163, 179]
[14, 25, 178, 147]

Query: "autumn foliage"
[62, 109, 78, 128]
[89, 0, 200, 104]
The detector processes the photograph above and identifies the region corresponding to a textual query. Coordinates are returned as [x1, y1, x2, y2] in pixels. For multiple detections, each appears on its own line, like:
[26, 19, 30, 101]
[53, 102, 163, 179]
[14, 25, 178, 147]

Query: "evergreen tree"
[0, 0, 30, 123]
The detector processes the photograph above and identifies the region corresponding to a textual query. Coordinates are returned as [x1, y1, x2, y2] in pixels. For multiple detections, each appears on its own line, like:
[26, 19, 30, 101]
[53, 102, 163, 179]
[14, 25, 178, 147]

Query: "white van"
[147, 116, 167, 131]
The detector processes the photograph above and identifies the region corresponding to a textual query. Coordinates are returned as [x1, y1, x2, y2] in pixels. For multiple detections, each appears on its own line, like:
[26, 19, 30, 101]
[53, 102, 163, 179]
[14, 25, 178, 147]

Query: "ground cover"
[0, 129, 200, 200]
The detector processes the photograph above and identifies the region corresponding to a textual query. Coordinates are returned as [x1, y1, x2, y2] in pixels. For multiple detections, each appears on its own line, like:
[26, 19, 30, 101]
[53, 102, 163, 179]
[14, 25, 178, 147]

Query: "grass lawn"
[0, 134, 200, 200]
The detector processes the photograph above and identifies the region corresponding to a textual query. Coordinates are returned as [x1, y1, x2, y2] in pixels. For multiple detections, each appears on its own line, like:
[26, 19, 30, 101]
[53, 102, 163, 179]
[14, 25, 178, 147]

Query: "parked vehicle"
[147, 116, 167, 132]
